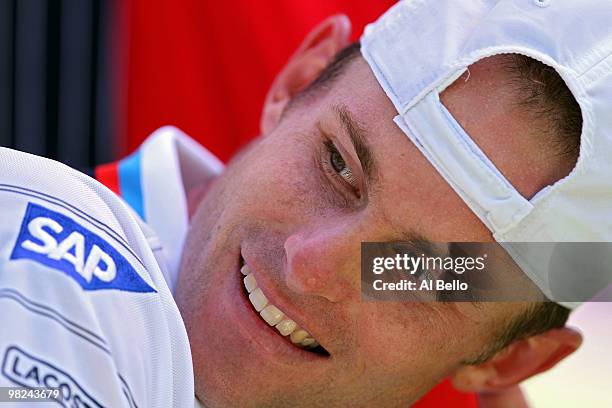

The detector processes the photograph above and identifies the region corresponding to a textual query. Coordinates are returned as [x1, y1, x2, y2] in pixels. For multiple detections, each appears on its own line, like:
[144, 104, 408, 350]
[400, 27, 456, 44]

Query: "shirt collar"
[138, 126, 224, 291]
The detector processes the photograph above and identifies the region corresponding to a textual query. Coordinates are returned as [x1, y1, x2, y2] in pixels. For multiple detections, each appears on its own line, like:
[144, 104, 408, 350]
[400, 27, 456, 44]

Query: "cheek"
[355, 303, 484, 376]
[224, 136, 333, 226]
[345, 303, 463, 397]
[356, 304, 434, 362]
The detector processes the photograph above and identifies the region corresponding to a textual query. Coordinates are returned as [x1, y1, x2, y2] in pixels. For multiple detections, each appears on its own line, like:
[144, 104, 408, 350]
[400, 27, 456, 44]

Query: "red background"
[115, 0, 398, 160]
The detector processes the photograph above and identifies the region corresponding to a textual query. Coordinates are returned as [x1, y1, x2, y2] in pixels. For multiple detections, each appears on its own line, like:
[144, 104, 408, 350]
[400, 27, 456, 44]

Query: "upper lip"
[240, 252, 329, 356]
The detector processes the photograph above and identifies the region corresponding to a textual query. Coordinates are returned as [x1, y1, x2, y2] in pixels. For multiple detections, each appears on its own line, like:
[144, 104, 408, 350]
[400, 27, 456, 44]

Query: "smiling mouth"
[240, 261, 329, 356]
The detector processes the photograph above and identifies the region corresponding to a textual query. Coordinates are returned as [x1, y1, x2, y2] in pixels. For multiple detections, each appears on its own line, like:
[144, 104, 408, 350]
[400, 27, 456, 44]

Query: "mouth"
[240, 258, 330, 357]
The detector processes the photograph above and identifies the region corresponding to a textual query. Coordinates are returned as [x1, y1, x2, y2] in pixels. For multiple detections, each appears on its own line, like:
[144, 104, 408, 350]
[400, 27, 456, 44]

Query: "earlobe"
[451, 327, 582, 392]
[260, 14, 352, 135]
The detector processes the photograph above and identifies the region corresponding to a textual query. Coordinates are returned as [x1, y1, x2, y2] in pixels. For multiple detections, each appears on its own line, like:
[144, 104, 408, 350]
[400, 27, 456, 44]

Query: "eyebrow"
[333, 105, 377, 184]
[395, 232, 450, 259]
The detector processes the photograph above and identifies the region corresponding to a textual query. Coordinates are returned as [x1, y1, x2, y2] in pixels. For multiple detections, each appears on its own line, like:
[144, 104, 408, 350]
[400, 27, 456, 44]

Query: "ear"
[451, 327, 582, 392]
[260, 14, 352, 135]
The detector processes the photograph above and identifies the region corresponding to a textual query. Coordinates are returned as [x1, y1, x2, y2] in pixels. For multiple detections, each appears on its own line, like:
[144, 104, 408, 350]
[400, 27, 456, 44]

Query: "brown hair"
[505, 53, 583, 158]
[466, 301, 570, 365]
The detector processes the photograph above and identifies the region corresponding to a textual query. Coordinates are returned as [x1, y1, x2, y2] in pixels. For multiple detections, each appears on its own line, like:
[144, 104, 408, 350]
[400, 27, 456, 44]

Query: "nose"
[283, 219, 361, 302]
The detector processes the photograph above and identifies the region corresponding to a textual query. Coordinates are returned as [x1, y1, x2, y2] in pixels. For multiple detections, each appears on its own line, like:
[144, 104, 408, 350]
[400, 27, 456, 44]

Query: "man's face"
[177, 57, 558, 407]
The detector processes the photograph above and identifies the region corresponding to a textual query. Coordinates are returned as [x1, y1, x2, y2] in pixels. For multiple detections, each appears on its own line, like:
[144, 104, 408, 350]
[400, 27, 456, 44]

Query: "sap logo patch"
[2, 345, 102, 407]
[11, 202, 155, 293]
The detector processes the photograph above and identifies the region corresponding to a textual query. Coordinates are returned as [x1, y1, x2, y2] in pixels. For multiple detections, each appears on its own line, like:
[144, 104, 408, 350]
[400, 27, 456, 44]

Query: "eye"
[328, 143, 357, 187]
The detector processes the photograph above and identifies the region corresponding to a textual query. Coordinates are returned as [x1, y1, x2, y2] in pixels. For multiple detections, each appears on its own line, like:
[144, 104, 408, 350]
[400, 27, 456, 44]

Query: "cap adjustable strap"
[394, 89, 533, 234]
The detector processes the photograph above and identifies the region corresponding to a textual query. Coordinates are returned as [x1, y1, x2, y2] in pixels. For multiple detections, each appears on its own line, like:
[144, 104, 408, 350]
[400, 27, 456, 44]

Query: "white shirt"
[0, 126, 222, 407]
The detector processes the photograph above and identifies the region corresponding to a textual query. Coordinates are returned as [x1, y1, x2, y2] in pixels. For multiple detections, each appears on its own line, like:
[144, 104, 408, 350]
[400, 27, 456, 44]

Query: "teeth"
[243, 274, 257, 293]
[290, 329, 309, 344]
[276, 319, 297, 336]
[248, 288, 268, 312]
[240, 264, 250, 276]
[242, 265, 321, 351]
[260, 305, 284, 325]
[300, 337, 316, 347]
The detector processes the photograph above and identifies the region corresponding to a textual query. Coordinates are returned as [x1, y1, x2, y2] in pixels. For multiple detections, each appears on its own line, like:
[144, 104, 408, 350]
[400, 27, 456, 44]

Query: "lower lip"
[226, 257, 326, 363]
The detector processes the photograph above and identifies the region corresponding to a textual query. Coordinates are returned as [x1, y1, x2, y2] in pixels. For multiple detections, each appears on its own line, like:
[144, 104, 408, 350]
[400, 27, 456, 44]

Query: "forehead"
[318, 57, 492, 242]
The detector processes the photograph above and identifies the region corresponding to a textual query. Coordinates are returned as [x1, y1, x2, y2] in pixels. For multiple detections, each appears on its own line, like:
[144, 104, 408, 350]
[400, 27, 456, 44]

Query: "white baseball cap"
[360, 0, 612, 308]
